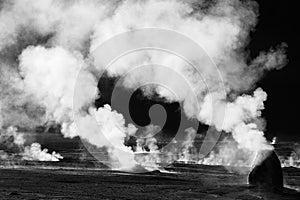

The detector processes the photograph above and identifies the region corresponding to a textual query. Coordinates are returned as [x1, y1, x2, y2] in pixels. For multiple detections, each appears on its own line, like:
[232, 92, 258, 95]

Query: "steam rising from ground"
[22, 143, 63, 162]
[0, 0, 287, 170]
[0, 126, 63, 162]
[280, 144, 300, 169]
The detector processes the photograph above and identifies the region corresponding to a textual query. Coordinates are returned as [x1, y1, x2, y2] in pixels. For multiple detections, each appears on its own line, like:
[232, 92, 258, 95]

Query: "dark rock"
[9, 191, 20, 195]
[248, 150, 283, 189]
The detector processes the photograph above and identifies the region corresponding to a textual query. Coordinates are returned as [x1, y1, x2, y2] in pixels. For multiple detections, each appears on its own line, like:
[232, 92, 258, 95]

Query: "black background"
[251, 1, 299, 140]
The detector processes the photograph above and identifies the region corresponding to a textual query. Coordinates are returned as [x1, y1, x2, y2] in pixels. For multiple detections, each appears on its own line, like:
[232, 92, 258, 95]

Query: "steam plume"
[0, 0, 287, 170]
[0, 126, 62, 162]
[22, 143, 63, 162]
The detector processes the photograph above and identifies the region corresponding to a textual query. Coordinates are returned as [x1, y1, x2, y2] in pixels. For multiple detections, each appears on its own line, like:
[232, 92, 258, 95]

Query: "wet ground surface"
[0, 164, 299, 200]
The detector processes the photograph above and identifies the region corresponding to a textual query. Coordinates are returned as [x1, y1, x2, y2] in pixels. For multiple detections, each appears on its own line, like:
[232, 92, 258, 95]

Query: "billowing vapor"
[0, 126, 25, 150]
[280, 144, 300, 169]
[22, 143, 63, 162]
[0, 0, 287, 170]
[0, 126, 63, 162]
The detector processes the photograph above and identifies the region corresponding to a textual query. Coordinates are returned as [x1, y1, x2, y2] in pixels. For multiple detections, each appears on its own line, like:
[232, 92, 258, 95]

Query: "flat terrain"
[0, 164, 299, 200]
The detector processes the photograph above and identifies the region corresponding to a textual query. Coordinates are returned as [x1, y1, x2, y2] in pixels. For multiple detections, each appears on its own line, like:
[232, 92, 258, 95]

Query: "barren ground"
[0, 164, 299, 200]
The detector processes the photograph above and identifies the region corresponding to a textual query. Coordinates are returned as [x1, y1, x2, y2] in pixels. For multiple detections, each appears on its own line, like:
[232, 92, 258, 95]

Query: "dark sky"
[250, 1, 299, 139]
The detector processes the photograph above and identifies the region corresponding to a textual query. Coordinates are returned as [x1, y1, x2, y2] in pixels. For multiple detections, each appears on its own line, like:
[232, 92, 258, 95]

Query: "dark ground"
[1, 132, 299, 199]
[0, 164, 299, 200]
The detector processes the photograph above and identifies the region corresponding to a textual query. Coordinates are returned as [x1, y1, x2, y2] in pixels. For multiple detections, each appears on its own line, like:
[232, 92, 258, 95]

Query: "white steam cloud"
[22, 143, 63, 162]
[0, 0, 287, 170]
[0, 126, 63, 162]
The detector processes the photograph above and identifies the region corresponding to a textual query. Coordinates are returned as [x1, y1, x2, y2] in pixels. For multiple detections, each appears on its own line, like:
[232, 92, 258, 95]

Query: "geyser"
[248, 150, 283, 189]
[0, 0, 288, 173]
